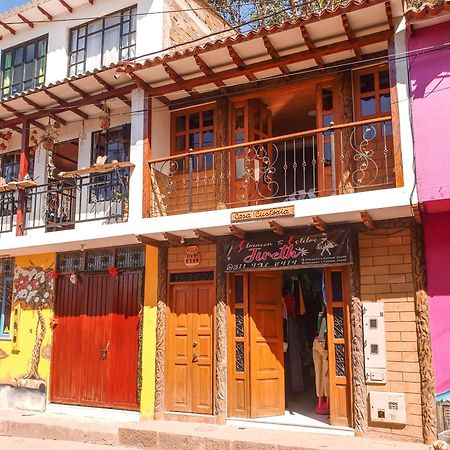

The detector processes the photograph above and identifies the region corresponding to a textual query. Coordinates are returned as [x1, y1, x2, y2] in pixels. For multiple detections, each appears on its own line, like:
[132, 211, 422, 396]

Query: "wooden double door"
[50, 271, 142, 411]
[166, 280, 215, 414]
[227, 268, 352, 427]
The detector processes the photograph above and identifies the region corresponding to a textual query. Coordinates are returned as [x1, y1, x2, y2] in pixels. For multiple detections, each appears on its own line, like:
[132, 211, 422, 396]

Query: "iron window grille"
[68, 5, 137, 76]
[1, 36, 48, 97]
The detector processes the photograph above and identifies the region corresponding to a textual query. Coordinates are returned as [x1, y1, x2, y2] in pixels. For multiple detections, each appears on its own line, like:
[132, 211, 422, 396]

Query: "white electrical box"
[362, 302, 387, 384]
[369, 391, 407, 425]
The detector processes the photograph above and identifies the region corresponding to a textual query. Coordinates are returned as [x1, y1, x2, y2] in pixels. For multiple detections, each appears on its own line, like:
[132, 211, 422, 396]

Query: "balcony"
[149, 117, 400, 217]
[23, 169, 129, 232]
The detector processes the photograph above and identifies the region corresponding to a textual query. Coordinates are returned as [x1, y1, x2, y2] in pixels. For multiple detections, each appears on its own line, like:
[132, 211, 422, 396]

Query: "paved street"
[0, 436, 133, 450]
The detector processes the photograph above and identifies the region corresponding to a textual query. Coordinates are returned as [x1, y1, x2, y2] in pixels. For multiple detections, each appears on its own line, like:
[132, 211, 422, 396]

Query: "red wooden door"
[51, 271, 142, 411]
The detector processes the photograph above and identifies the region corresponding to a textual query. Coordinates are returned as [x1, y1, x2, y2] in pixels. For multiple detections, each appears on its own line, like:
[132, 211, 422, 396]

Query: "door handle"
[192, 353, 199, 363]
[100, 341, 110, 360]
[193, 341, 198, 348]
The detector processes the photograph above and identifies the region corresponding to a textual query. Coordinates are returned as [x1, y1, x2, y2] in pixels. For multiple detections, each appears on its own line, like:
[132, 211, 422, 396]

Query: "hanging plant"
[108, 266, 119, 276]
[3, 130, 12, 141]
[99, 102, 111, 133]
[39, 118, 59, 153]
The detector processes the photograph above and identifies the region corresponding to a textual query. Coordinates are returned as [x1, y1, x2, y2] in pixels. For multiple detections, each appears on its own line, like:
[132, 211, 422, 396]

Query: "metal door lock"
[100, 341, 110, 360]
[192, 353, 199, 362]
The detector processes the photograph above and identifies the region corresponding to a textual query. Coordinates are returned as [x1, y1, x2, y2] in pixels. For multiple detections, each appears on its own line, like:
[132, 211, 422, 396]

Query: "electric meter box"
[369, 391, 407, 425]
[362, 302, 387, 384]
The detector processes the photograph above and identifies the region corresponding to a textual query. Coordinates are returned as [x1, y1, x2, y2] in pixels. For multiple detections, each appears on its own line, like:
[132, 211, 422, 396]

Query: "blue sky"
[0, 0, 26, 13]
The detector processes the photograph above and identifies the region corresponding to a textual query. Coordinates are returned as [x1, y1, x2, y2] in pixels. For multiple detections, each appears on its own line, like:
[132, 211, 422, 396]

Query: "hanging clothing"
[282, 297, 288, 352]
[287, 315, 304, 393]
[313, 339, 329, 397]
[283, 293, 296, 317]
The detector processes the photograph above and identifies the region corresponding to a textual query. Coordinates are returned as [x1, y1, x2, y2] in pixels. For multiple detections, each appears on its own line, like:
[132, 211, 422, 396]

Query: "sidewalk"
[0, 409, 430, 450]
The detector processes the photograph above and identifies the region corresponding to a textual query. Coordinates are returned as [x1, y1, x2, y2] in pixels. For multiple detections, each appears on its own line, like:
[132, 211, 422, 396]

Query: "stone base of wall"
[0, 383, 46, 412]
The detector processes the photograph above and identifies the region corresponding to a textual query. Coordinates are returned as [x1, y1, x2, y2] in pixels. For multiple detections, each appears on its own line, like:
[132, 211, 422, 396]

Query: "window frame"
[170, 104, 216, 170]
[0, 150, 35, 183]
[1, 35, 48, 97]
[68, 5, 137, 76]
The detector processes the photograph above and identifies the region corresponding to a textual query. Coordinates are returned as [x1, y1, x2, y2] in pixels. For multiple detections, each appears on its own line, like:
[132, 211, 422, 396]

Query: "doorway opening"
[227, 266, 352, 430]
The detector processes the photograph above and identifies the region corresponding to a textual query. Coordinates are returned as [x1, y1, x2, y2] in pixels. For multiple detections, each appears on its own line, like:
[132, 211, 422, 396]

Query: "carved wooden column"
[215, 98, 229, 209]
[350, 231, 368, 435]
[410, 222, 437, 444]
[215, 238, 227, 423]
[337, 71, 354, 194]
[154, 246, 168, 419]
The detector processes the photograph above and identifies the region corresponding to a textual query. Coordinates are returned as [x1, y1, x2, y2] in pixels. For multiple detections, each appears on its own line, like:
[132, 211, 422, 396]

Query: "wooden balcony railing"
[148, 116, 400, 217]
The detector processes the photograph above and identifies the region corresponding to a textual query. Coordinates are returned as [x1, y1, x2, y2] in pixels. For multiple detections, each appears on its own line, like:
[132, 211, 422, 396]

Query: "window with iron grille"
[68, 6, 137, 76]
[0, 258, 14, 339]
[1, 36, 48, 97]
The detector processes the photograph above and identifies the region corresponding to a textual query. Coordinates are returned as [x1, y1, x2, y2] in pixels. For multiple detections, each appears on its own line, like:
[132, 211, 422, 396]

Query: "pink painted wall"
[423, 212, 450, 395]
[409, 22, 450, 204]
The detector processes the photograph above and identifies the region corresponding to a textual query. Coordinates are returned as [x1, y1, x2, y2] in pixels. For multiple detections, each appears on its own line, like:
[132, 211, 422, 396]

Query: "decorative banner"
[185, 246, 201, 268]
[225, 229, 351, 271]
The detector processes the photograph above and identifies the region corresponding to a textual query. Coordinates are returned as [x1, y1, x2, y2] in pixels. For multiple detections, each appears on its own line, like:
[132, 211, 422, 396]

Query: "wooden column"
[388, 38, 404, 188]
[16, 119, 30, 236]
[349, 231, 368, 435]
[214, 98, 229, 209]
[215, 238, 227, 423]
[154, 246, 168, 419]
[337, 71, 354, 194]
[410, 222, 437, 444]
[142, 94, 152, 218]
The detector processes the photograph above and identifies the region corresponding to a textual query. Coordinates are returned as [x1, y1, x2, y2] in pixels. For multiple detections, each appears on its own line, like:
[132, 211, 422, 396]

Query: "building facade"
[0, 0, 438, 445]
[407, 1, 450, 437]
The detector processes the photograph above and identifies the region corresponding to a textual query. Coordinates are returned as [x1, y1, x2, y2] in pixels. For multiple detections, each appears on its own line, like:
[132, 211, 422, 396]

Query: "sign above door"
[230, 205, 295, 223]
[225, 229, 351, 271]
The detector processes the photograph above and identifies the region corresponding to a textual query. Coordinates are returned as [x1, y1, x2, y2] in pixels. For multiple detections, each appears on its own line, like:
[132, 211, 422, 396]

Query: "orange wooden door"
[324, 267, 352, 427]
[249, 271, 284, 418]
[166, 281, 215, 414]
[230, 100, 273, 206]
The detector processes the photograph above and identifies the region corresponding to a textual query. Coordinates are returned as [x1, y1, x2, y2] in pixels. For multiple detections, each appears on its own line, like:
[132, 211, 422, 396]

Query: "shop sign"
[230, 205, 295, 223]
[225, 229, 351, 271]
[185, 246, 201, 268]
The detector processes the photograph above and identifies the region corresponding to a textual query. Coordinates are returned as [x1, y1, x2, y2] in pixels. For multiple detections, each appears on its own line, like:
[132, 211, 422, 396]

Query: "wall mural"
[14, 265, 54, 381]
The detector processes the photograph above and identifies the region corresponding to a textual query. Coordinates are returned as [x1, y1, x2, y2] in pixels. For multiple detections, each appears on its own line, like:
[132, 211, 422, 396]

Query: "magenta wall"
[423, 212, 450, 395]
[409, 22, 450, 204]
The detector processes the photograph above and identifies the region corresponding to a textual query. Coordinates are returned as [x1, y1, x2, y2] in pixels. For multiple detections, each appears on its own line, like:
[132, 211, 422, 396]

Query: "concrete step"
[0, 410, 119, 446]
[117, 419, 430, 450]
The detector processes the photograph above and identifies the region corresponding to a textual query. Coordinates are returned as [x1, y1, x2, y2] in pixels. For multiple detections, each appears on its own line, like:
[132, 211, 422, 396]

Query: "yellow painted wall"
[140, 245, 158, 419]
[0, 253, 56, 393]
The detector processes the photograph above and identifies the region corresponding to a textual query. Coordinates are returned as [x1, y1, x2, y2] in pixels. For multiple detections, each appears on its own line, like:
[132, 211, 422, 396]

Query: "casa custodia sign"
[225, 229, 351, 271]
[230, 205, 295, 223]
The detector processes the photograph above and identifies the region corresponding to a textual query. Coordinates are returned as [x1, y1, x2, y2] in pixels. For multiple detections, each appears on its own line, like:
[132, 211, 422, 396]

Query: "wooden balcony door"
[230, 99, 273, 206]
[51, 271, 142, 411]
[166, 280, 215, 414]
[228, 271, 284, 418]
[324, 267, 353, 427]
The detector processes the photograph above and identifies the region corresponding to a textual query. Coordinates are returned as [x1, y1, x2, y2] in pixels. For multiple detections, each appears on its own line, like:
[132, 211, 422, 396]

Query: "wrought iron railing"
[24, 169, 129, 231]
[149, 116, 399, 217]
[0, 191, 17, 234]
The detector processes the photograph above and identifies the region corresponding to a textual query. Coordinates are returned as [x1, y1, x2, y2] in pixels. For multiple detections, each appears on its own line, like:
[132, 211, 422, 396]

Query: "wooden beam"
[1, 103, 45, 131]
[193, 228, 218, 242]
[360, 210, 375, 230]
[312, 215, 326, 232]
[59, 0, 73, 13]
[43, 90, 89, 120]
[135, 234, 166, 247]
[412, 204, 422, 224]
[93, 74, 131, 107]
[300, 25, 324, 68]
[341, 14, 362, 60]
[37, 6, 53, 21]
[0, 21, 15, 35]
[129, 73, 153, 92]
[18, 14, 33, 28]
[163, 232, 184, 244]
[194, 55, 228, 93]
[67, 82, 103, 111]
[229, 225, 246, 239]
[227, 46, 257, 82]
[262, 36, 290, 76]
[22, 97, 67, 126]
[385, 1, 394, 32]
[268, 220, 284, 236]
[163, 63, 198, 97]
